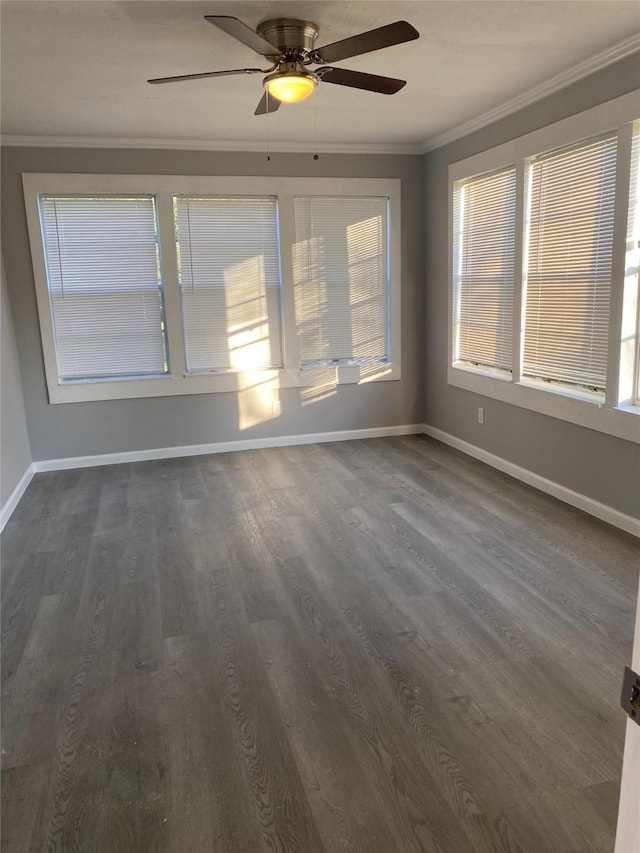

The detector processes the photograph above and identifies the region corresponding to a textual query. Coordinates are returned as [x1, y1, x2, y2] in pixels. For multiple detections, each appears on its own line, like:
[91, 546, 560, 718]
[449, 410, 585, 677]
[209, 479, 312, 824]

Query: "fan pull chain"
[265, 93, 271, 162]
[313, 86, 319, 161]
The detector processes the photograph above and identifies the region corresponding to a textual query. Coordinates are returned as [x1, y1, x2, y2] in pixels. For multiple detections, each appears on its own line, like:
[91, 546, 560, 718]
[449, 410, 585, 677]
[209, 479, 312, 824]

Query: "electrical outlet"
[478, 407, 484, 424]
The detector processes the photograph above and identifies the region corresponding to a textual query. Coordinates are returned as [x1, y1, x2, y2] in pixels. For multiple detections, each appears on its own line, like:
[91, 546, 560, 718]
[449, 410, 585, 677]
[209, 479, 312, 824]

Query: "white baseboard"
[0, 464, 35, 532]
[11, 424, 636, 538]
[33, 424, 425, 473]
[422, 424, 640, 538]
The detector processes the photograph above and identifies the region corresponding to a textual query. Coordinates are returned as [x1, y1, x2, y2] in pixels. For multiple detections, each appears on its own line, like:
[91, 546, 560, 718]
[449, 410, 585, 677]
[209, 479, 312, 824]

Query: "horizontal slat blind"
[39, 195, 167, 381]
[629, 128, 640, 404]
[453, 168, 516, 372]
[293, 196, 388, 366]
[174, 196, 282, 373]
[523, 135, 618, 391]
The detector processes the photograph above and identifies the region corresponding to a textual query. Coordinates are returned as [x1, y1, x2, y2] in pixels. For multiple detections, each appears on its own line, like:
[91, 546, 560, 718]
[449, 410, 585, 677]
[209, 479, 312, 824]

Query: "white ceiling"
[1, 1, 639, 151]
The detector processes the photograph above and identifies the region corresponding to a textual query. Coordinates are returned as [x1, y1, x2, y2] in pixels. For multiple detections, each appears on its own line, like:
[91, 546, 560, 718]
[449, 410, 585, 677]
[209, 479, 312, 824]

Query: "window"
[626, 127, 640, 405]
[174, 196, 282, 373]
[293, 196, 389, 367]
[39, 194, 167, 381]
[449, 91, 640, 443]
[453, 168, 516, 374]
[523, 135, 617, 394]
[23, 175, 401, 403]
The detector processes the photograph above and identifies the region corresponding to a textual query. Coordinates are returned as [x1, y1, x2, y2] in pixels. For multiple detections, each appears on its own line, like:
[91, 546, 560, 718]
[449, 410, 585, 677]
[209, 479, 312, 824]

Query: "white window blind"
[523, 135, 618, 392]
[628, 128, 640, 404]
[174, 196, 282, 373]
[39, 195, 167, 381]
[453, 168, 516, 372]
[293, 196, 389, 366]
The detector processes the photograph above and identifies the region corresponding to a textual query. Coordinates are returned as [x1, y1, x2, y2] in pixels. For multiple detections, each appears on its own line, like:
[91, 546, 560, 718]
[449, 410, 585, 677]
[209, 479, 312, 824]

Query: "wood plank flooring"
[1, 435, 638, 852]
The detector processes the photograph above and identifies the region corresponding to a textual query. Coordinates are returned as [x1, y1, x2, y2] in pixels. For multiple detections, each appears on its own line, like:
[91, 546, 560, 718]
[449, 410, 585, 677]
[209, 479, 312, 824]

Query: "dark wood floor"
[2, 436, 638, 853]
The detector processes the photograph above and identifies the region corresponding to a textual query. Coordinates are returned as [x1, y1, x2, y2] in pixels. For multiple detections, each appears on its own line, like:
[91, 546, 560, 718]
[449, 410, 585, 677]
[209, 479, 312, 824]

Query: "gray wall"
[1, 150, 424, 461]
[1, 257, 32, 504]
[3, 54, 639, 519]
[424, 52, 640, 519]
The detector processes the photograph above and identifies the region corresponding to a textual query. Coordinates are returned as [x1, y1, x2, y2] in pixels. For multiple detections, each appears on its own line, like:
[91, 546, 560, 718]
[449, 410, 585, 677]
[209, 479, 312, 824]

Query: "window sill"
[448, 365, 640, 444]
[47, 362, 401, 404]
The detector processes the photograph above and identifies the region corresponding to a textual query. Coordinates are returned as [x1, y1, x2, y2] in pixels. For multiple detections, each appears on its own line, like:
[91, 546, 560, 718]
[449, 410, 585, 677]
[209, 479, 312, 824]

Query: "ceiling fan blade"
[312, 20, 418, 64]
[148, 68, 264, 84]
[205, 15, 281, 57]
[254, 92, 282, 116]
[317, 67, 406, 95]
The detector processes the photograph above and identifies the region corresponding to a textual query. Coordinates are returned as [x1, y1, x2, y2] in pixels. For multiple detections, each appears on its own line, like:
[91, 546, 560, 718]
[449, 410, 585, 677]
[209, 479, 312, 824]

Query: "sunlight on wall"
[237, 371, 282, 430]
[300, 367, 338, 407]
[358, 363, 392, 384]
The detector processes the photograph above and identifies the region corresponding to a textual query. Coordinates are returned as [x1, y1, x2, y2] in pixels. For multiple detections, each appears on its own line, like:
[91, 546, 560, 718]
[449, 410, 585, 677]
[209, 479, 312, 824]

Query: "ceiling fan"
[148, 16, 419, 115]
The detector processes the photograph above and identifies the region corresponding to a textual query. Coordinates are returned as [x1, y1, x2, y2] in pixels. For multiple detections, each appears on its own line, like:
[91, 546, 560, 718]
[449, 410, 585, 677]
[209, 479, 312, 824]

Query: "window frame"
[448, 90, 640, 444]
[23, 174, 401, 404]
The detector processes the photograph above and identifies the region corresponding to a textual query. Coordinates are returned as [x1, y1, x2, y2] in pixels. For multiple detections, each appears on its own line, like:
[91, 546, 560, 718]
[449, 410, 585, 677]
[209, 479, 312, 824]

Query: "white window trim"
[448, 90, 640, 445]
[23, 174, 402, 404]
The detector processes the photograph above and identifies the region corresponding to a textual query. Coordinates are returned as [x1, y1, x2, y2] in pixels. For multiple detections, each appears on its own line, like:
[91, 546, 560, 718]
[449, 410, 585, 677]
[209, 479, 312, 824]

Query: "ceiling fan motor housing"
[264, 61, 317, 80]
[256, 18, 319, 60]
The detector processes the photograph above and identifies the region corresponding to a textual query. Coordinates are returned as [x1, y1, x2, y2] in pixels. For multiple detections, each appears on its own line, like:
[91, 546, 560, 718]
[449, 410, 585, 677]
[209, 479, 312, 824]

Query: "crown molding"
[419, 33, 640, 153]
[0, 134, 422, 156]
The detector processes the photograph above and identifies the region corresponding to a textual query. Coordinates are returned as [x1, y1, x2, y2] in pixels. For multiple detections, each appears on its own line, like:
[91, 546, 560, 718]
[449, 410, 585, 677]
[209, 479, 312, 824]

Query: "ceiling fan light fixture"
[264, 69, 317, 103]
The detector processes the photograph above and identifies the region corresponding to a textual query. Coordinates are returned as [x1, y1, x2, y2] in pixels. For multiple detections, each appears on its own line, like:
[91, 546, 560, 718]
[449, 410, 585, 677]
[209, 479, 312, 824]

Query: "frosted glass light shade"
[265, 74, 316, 103]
